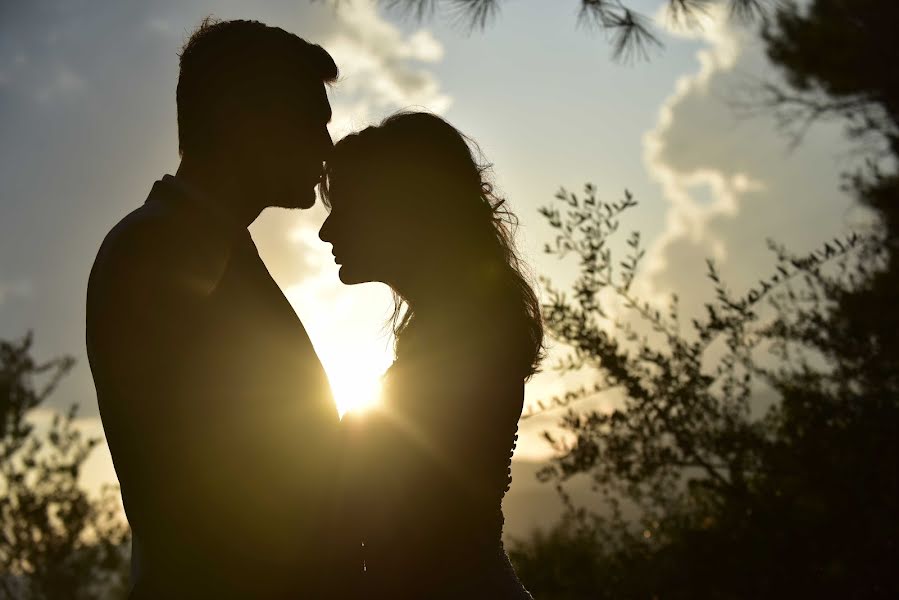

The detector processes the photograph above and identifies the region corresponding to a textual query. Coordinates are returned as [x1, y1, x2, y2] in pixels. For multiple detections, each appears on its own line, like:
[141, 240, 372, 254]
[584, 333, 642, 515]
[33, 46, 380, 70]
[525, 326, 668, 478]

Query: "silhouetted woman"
[319, 112, 542, 599]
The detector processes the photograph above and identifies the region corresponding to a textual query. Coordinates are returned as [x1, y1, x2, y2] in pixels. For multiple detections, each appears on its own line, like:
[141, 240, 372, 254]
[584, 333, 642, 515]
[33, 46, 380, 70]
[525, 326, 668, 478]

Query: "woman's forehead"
[329, 155, 385, 185]
[325, 171, 364, 205]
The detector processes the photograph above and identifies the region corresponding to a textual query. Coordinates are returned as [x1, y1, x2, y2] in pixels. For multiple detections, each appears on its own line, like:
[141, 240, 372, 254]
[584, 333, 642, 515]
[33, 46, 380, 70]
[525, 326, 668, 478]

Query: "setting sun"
[328, 365, 384, 417]
[282, 259, 395, 419]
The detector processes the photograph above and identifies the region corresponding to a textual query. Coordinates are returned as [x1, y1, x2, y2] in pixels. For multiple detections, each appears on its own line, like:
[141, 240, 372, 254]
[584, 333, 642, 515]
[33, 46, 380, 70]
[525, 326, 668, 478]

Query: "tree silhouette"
[0, 333, 130, 600]
[761, 0, 899, 399]
[508, 185, 897, 598]
[760, 0, 899, 155]
[506, 3, 899, 596]
[376, 0, 773, 60]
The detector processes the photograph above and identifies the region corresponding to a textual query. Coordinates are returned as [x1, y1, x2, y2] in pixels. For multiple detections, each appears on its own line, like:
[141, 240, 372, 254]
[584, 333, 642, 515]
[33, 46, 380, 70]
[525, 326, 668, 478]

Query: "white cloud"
[638, 6, 872, 315]
[404, 29, 445, 62]
[1, 55, 86, 106]
[323, 0, 451, 137]
[144, 17, 177, 37]
[0, 280, 32, 305]
[35, 64, 86, 104]
[0, 52, 25, 86]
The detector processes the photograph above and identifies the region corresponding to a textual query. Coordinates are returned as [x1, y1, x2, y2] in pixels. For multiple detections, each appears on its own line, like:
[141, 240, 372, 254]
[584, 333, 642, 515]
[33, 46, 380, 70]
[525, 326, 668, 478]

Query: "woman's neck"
[394, 252, 485, 314]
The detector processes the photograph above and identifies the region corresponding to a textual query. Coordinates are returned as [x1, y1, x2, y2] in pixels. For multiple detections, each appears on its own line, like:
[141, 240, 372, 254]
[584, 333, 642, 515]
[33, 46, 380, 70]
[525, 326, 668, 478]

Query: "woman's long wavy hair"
[322, 112, 544, 378]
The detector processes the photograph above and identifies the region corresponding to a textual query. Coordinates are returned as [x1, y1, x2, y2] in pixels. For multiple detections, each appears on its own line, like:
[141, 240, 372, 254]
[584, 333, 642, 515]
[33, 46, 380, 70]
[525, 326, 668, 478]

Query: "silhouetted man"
[86, 19, 340, 598]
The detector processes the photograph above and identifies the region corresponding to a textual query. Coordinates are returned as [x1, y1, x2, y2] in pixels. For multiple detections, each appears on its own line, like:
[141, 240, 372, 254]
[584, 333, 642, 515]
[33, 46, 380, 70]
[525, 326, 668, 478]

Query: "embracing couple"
[86, 18, 541, 599]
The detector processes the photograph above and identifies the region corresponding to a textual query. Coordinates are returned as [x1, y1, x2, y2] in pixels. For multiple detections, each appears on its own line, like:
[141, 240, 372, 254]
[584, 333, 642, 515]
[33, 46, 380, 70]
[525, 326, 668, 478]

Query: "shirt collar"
[158, 174, 252, 241]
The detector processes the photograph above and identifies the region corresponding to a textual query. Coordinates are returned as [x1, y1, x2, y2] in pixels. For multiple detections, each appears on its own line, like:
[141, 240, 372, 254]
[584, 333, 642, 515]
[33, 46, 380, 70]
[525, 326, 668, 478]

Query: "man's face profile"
[245, 81, 333, 211]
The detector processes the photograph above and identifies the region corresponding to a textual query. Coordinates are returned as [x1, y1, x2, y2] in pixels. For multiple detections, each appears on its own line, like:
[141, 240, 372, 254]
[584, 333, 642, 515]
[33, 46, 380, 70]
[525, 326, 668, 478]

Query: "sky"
[0, 0, 866, 538]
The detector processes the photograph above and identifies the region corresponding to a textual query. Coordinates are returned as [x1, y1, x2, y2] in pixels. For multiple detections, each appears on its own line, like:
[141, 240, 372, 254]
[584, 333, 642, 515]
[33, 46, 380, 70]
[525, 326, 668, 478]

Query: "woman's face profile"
[319, 172, 418, 287]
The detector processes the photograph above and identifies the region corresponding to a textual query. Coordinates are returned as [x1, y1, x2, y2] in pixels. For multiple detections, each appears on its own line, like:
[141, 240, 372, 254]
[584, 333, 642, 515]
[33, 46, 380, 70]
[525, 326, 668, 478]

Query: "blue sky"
[0, 0, 865, 536]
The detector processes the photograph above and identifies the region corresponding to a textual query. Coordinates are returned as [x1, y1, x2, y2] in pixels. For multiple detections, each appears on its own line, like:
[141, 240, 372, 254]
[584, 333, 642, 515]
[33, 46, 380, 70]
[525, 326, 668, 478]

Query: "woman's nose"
[318, 215, 332, 243]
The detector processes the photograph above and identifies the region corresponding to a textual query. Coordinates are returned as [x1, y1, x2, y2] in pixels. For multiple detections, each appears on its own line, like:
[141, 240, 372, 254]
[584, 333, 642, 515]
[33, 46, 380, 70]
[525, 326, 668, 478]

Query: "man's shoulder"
[88, 184, 231, 301]
[96, 190, 191, 268]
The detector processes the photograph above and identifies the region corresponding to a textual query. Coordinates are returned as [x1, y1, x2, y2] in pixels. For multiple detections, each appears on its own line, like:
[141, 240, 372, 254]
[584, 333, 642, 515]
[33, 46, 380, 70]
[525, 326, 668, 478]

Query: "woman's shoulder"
[387, 311, 526, 418]
[402, 304, 529, 365]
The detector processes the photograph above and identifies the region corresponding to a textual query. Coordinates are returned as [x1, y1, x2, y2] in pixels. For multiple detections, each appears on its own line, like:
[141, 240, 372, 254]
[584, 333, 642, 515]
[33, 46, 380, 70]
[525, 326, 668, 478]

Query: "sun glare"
[280, 243, 395, 419]
[327, 364, 384, 418]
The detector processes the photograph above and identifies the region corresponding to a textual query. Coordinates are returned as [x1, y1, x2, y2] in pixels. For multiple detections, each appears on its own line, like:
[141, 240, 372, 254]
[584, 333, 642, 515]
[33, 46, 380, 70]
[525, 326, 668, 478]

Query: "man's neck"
[175, 157, 262, 229]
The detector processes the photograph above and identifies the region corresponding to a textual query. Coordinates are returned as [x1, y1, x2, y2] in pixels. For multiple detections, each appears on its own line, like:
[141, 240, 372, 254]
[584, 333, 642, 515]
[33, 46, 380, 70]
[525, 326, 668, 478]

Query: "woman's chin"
[337, 265, 367, 285]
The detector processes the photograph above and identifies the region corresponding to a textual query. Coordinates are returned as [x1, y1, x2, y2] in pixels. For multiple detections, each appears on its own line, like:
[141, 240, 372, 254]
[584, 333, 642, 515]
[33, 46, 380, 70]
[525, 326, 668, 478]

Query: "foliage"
[507, 2, 899, 596]
[761, 0, 899, 316]
[374, 0, 774, 61]
[507, 184, 897, 598]
[760, 0, 899, 155]
[0, 333, 130, 600]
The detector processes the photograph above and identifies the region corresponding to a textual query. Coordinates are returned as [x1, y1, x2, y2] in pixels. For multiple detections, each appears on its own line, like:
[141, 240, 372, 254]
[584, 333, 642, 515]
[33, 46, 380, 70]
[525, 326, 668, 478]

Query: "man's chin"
[273, 188, 317, 210]
[294, 193, 316, 210]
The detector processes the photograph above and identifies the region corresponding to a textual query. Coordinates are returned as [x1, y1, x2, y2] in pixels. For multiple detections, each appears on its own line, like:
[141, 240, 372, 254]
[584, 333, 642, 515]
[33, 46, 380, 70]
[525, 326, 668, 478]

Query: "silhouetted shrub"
[0, 333, 130, 600]
[509, 185, 897, 599]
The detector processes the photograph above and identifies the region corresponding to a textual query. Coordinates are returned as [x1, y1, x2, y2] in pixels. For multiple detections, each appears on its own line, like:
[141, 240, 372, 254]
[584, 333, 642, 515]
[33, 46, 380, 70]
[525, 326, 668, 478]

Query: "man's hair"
[176, 18, 338, 156]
